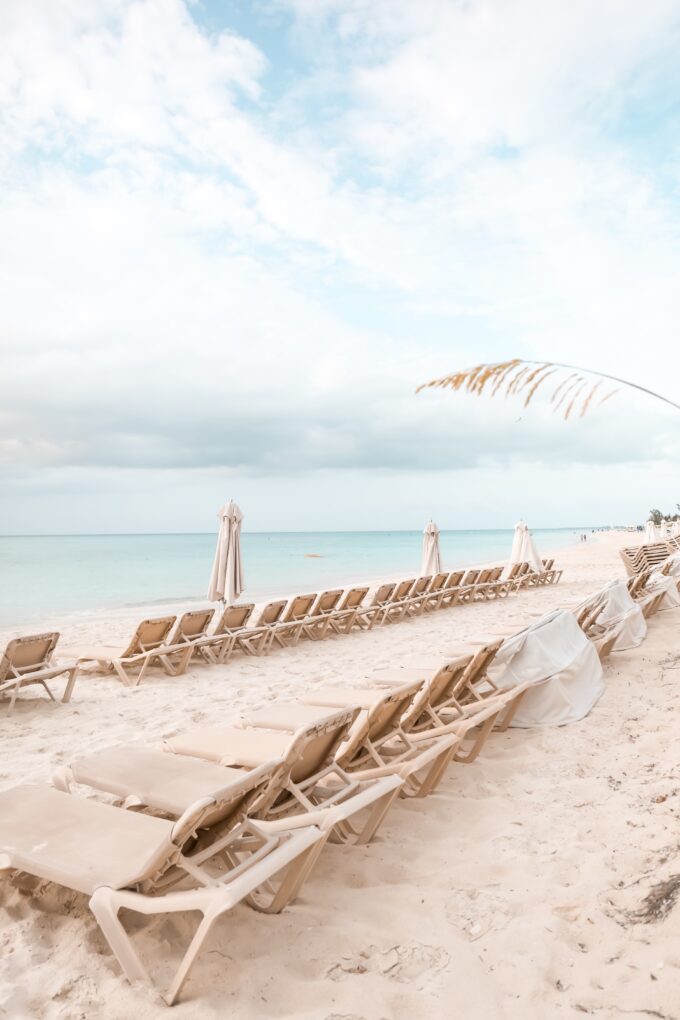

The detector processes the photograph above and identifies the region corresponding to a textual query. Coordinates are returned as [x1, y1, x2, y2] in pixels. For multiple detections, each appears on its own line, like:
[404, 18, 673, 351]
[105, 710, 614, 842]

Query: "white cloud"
[1, 0, 680, 531]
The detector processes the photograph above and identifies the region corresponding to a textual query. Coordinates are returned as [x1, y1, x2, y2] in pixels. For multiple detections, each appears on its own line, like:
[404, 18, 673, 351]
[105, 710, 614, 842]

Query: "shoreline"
[0, 528, 602, 640]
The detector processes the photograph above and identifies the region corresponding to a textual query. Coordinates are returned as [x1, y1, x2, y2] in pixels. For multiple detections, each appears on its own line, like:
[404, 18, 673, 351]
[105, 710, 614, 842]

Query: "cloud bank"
[2, 0, 680, 530]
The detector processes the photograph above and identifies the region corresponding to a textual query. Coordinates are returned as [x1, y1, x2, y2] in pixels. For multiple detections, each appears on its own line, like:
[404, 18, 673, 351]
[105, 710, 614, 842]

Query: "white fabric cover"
[502, 520, 543, 579]
[662, 553, 680, 577]
[421, 521, 442, 575]
[207, 499, 245, 603]
[645, 520, 661, 543]
[582, 580, 646, 650]
[671, 521, 680, 539]
[647, 570, 680, 609]
[493, 609, 604, 727]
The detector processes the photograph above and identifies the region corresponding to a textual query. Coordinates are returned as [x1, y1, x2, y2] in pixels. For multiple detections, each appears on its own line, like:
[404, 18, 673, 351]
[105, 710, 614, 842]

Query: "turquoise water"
[0, 529, 585, 627]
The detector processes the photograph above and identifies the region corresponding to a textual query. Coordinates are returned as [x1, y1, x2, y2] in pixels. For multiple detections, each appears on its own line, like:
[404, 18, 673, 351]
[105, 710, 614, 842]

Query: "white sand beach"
[2, 530, 679, 1020]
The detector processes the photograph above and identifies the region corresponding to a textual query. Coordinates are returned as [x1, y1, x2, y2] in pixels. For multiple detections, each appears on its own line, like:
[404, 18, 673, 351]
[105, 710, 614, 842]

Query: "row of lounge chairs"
[619, 541, 675, 577]
[0, 558, 562, 705]
[575, 568, 676, 657]
[0, 638, 530, 1004]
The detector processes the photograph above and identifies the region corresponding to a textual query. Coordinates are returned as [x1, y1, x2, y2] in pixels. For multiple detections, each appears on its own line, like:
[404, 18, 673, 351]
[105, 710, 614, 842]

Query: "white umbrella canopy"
[672, 521, 680, 539]
[503, 520, 543, 579]
[207, 500, 244, 604]
[645, 520, 660, 543]
[421, 520, 442, 575]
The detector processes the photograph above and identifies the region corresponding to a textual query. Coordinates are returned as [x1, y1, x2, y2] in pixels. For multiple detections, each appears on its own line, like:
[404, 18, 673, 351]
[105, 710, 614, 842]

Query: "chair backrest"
[338, 586, 369, 610]
[428, 572, 449, 593]
[336, 683, 420, 767]
[372, 583, 396, 605]
[476, 569, 492, 584]
[401, 655, 473, 729]
[310, 590, 343, 616]
[445, 570, 464, 588]
[461, 569, 479, 585]
[120, 617, 176, 657]
[364, 679, 421, 742]
[280, 708, 360, 785]
[172, 609, 215, 642]
[393, 578, 415, 600]
[488, 566, 503, 581]
[0, 632, 60, 682]
[256, 600, 288, 626]
[214, 603, 255, 634]
[410, 576, 431, 597]
[283, 594, 317, 623]
[169, 759, 287, 847]
[453, 639, 504, 699]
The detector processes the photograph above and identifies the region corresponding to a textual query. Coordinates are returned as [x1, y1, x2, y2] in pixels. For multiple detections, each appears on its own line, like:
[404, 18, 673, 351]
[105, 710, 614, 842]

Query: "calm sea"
[0, 528, 586, 627]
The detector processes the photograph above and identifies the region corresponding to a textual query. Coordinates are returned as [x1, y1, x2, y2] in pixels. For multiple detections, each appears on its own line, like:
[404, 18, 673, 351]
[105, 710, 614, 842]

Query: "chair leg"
[90, 886, 226, 1006]
[61, 668, 78, 703]
[454, 712, 499, 764]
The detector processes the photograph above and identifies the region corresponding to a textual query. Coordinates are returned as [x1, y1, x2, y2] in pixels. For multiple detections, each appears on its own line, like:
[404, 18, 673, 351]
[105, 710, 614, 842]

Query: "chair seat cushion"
[70, 747, 243, 817]
[0, 785, 173, 895]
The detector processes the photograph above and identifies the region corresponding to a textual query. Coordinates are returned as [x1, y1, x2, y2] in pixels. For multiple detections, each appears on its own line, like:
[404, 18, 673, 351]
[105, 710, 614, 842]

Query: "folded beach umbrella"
[644, 520, 660, 543]
[421, 520, 442, 575]
[502, 520, 543, 579]
[672, 521, 680, 539]
[207, 499, 244, 604]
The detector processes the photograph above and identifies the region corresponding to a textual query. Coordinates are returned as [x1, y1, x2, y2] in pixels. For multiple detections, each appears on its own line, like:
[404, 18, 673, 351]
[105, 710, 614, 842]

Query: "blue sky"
[1, 0, 680, 533]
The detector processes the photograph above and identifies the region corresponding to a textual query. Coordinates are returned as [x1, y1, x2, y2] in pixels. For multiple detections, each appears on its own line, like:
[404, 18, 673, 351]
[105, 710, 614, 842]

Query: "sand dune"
[2, 531, 679, 1019]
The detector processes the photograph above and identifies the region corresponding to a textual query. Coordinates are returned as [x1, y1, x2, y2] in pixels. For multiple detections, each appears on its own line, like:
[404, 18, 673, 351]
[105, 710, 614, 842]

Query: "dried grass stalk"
[416, 360, 680, 418]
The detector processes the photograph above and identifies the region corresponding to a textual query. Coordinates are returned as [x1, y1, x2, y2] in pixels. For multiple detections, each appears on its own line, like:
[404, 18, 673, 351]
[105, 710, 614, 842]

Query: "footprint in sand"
[326, 942, 449, 983]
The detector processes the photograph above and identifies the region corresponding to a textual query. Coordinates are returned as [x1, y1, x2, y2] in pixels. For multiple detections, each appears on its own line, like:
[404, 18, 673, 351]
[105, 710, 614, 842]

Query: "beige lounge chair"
[438, 570, 465, 607]
[0, 769, 323, 1005]
[299, 589, 344, 640]
[326, 586, 370, 634]
[268, 594, 318, 648]
[377, 578, 416, 624]
[253, 680, 460, 798]
[164, 608, 215, 665]
[67, 616, 194, 687]
[198, 603, 255, 663]
[235, 600, 288, 655]
[164, 707, 404, 845]
[351, 583, 397, 630]
[0, 633, 78, 713]
[402, 575, 433, 616]
[364, 643, 529, 761]
[420, 572, 451, 611]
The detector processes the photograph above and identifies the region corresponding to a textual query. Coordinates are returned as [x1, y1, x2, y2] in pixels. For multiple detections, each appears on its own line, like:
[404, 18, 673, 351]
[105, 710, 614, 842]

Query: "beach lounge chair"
[198, 603, 255, 663]
[68, 616, 194, 687]
[401, 576, 433, 616]
[438, 570, 466, 607]
[0, 633, 78, 713]
[299, 589, 344, 640]
[420, 572, 451, 611]
[260, 680, 460, 798]
[235, 600, 288, 655]
[619, 543, 670, 577]
[164, 707, 404, 845]
[163, 609, 215, 664]
[351, 583, 397, 630]
[359, 639, 525, 761]
[325, 587, 370, 635]
[0, 768, 323, 1004]
[377, 578, 416, 624]
[268, 594, 318, 648]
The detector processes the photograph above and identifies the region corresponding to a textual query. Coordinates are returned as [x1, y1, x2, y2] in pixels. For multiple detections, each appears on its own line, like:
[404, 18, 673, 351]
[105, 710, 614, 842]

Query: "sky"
[2, 0, 680, 534]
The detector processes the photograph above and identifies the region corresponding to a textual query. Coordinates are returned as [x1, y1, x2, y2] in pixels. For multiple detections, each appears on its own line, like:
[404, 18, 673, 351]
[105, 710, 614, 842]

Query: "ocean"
[0, 528, 587, 628]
